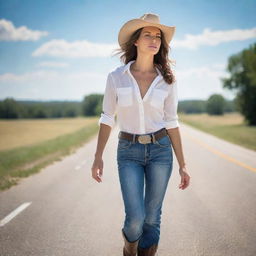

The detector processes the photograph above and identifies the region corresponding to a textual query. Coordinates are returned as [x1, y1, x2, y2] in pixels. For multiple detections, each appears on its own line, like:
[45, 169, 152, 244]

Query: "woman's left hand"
[178, 166, 190, 190]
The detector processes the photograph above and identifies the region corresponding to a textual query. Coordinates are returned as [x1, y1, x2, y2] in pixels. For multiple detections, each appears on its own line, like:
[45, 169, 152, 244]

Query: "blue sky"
[0, 0, 255, 101]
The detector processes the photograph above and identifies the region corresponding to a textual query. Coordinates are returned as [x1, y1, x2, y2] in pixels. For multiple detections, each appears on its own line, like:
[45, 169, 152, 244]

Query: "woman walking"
[91, 13, 190, 256]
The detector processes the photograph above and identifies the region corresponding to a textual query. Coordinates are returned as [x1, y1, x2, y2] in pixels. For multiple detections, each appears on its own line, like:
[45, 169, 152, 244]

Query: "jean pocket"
[155, 135, 171, 148]
[117, 87, 133, 107]
[118, 138, 132, 150]
[150, 88, 168, 109]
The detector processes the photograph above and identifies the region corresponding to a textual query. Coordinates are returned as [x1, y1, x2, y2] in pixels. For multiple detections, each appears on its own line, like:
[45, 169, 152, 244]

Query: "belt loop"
[151, 133, 156, 144]
[132, 134, 136, 144]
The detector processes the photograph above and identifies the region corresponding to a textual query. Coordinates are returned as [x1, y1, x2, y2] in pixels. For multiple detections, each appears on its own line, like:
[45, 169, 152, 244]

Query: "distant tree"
[224, 99, 237, 112]
[221, 43, 256, 125]
[64, 108, 76, 117]
[0, 99, 82, 119]
[178, 100, 206, 114]
[206, 94, 226, 115]
[34, 108, 47, 118]
[95, 100, 104, 116]
[82, 94, 103, 116]
[51, 108, 63, 118]
[0, 98, 20, 118]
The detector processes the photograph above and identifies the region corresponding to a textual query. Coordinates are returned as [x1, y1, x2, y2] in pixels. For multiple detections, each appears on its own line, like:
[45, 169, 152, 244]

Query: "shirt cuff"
[165, 119, 180, 129]
[98, 113, 115, 128]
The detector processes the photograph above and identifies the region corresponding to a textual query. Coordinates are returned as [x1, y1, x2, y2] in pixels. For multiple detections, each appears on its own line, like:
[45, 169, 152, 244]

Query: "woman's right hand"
[91, 156, 103, 183]
[178, 165, 190, 190]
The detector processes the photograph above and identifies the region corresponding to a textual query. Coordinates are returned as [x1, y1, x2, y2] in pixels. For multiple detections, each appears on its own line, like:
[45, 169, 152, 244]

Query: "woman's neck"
[131, 57, 156, 73]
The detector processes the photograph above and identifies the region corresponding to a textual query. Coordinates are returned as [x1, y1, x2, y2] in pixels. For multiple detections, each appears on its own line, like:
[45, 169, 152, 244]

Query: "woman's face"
[134, 26, 162, 55]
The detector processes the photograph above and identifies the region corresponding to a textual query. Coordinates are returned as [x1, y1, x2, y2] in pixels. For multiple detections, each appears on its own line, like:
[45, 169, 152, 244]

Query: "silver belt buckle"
[138, 135, 151, 144]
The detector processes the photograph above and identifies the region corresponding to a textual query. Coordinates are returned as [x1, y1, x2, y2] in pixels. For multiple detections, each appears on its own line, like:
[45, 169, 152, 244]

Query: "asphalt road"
[0, 123, 255, 256]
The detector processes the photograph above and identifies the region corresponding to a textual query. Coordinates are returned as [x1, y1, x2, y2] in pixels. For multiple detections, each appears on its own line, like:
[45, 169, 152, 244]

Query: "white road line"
[0, 202, 32, 227]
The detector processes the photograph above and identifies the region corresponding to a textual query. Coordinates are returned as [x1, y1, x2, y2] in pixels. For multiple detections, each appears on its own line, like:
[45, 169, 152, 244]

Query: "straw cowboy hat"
[118, 13, 176, 50]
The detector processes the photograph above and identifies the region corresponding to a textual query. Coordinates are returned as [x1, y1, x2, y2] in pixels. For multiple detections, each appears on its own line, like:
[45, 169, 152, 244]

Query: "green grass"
[179, 112, 256, 151]
[0, 121, 99, 191]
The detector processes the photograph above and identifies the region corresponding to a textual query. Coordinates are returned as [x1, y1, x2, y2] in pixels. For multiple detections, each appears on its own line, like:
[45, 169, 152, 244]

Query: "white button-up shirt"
[98, 60, 180, 135]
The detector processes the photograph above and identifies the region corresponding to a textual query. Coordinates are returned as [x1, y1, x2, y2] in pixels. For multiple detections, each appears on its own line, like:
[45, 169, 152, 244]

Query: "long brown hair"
[112, 27, 176, 85]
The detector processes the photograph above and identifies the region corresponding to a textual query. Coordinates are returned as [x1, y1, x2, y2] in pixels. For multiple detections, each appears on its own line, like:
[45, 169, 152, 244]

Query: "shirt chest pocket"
[116, 87, 133, 107]
[150, 88, 168, 109]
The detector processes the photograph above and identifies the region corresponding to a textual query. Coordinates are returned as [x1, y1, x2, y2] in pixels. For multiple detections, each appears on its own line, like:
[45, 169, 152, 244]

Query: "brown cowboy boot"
[122, 229, 140, 256]
[137, 244, 158, 256]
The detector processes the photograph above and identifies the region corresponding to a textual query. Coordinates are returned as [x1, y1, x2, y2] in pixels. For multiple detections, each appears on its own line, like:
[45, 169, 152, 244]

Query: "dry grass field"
[180, 112, 245, 126]
[0, 116, 99, 190]
[0, 117, 98, 151]
[179, 112, 256, 151]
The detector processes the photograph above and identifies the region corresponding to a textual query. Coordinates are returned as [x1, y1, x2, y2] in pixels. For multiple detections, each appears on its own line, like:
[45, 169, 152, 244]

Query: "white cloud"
[0, 70, 104, 83]
[0, 70, 107, 100]
[32, 39, 118, 58]
[176, 64, 228, 79]
[36, 61, 69, 68]
[0, 70, 59, 83]
[173, 27, 256, 50]
[0, 19, 48, 41]
[30, 27, 256, 59]
[175, 64, 235, 100]
[0, 64, 236, 101]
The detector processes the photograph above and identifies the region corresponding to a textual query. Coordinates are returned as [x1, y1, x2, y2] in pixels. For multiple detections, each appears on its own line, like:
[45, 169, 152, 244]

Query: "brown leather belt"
[118, 127, 168, 144]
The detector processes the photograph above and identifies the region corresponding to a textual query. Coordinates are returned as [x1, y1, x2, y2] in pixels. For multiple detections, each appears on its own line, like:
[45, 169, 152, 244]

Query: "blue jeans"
[116, 128, 173, 249]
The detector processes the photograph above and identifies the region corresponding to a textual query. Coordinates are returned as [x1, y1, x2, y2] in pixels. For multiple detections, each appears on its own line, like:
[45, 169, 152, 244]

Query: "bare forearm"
[94, 123, 112, 158]
[166, 127, 186, 168]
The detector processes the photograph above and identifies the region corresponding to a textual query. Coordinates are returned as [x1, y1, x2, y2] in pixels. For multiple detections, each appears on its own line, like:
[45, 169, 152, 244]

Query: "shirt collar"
[122, 60, 135, 74]
[122, 60, 163, 78]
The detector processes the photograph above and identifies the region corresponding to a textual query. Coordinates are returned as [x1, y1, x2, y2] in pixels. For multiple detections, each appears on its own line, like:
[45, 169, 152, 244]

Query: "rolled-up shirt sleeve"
[98, 72, 117, 128]
[163, 80, 180, 129]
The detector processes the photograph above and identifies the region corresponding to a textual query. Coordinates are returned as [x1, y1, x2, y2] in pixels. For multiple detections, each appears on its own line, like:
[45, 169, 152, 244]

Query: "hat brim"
[118, 18, 176, 49]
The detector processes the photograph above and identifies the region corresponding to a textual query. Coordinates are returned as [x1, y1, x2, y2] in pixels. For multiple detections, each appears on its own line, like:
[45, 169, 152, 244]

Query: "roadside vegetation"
[0, 117, 99, 191]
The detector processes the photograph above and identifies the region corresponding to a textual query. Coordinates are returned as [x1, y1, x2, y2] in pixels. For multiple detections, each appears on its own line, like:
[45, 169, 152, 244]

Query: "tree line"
[0, 94, 236, 119]
[0, 93, 104, 119]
